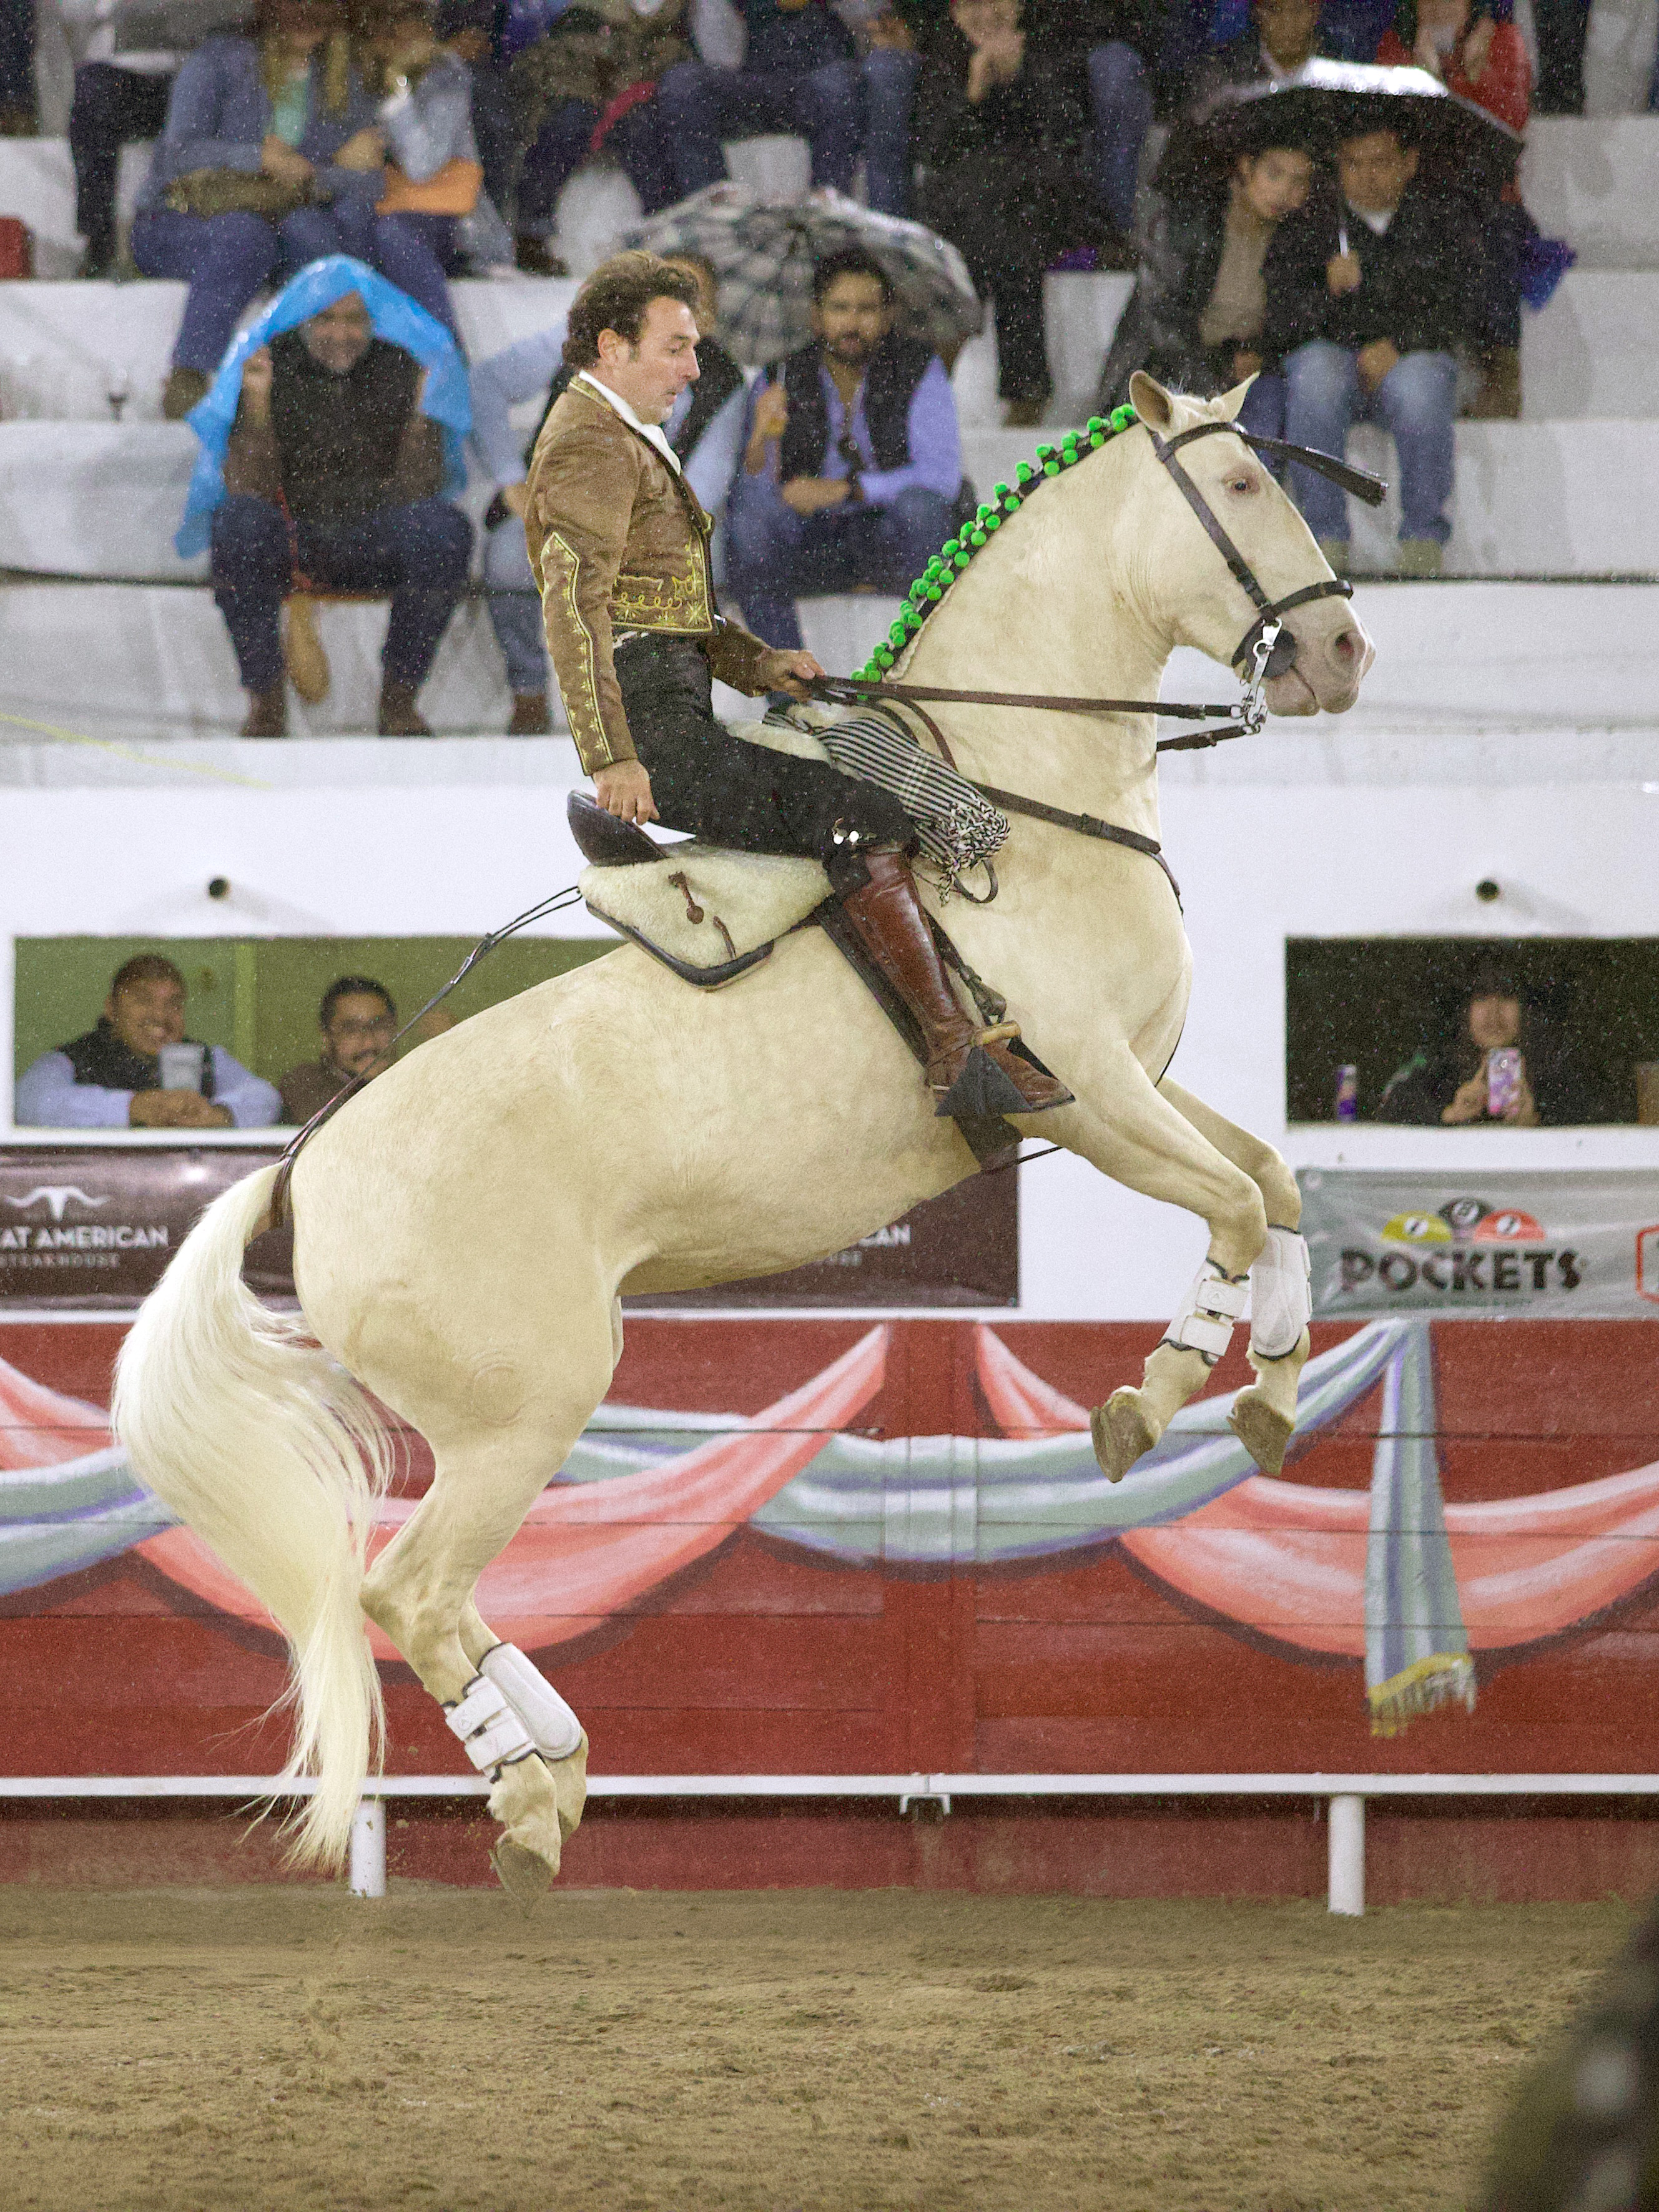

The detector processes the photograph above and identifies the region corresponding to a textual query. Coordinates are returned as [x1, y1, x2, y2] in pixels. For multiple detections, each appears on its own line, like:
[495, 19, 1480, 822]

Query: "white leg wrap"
[1161, 1261, 1249, 1365]
[480, 1642, 584, 1762]
[1249, 1227, 1312, 1360]
[445, 1674, 536, 1777]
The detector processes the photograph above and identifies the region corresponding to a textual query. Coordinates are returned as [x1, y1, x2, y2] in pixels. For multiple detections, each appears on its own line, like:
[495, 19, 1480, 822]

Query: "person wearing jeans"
[209, 292, 472, 736]
[1264, 125, 1472, 573]
[655, 0, 864, 197]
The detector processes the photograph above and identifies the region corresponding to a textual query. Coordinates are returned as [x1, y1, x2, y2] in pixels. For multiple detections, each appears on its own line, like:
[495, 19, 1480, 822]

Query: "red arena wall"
[3, 1314, 1658, 1900]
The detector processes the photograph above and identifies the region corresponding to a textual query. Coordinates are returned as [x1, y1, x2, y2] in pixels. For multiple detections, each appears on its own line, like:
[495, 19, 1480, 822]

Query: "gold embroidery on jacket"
[543, 529, 613, 766]
[612, 551, 714, 633]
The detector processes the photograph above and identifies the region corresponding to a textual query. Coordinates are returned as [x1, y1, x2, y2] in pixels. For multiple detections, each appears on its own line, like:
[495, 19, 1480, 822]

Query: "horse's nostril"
[1332, 629, 1358, 662]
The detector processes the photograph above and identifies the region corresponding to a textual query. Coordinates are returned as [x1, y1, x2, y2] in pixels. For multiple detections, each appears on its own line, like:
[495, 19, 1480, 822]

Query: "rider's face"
[594, 297, 701, 424]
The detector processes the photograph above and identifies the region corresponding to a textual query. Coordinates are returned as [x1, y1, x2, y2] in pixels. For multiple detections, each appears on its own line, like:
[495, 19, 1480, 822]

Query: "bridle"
[815, 417, 1386, 755]
[809, 415, 1387, 896]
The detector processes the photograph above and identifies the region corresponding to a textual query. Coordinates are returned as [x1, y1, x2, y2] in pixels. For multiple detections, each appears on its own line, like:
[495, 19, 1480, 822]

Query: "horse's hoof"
[491, 1836, 556, 1909]
[1091, 1389, 1156, 1483]
[1228, 1391, 1294, 1476]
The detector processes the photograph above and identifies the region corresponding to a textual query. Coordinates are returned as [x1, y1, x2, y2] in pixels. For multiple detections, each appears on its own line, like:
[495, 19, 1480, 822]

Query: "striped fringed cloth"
[1365, 1319, 1476, 1736]
[772, 707, 1010, 893]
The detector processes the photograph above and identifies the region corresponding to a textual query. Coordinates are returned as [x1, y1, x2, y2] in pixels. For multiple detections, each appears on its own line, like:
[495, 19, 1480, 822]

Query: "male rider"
[523, 248, 1067, 1119]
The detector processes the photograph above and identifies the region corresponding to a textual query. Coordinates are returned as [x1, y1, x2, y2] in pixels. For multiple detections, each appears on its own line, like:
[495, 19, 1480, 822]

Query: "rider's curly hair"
[563, 252, 701, 371]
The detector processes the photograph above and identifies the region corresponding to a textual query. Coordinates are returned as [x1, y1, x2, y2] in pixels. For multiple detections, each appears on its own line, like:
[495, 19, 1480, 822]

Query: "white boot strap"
[445, 1676, 535, 1774]
[1165, 1266, 1249, 1362]
[480, 1642, 584, 1762]
[1249, 1226, 1312, 1360]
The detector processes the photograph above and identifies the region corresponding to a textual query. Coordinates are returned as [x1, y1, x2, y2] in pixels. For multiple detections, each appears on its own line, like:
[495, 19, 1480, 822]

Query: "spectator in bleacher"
[359, 0, 513, 282]
[278, 973, 398, 1120]
[910, 0, 1088, 427]
[725, 245, 959, 651]
[131, 0, 452, 418]
[61, 0, 184, 277]
[1377, 0, 1530, 417]
[435, 0, 516, 225]
[1265, 124, 1471, 574]
[858, 1, 1153, 249]
[1185, 0, 1334, 119]
[15, 954, 282, 1129]
[1527, 0, 1587, 112]
[506, 0, 689, 275]
[0, 0, 34, 134]
[655, 0, 865, 200]
[1097, 135, 1314, 428]
[209, 288, 472, 734]
[475, 252, 746, 732]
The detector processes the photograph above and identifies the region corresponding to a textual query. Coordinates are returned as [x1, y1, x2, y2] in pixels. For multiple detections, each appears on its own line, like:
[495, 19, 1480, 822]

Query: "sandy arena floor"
[0, 1887, 1625, 2212]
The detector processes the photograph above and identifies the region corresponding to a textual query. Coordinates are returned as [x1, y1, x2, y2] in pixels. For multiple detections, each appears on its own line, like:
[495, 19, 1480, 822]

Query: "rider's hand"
[758, 647, 825, 700]
[594, 760, 658, 823]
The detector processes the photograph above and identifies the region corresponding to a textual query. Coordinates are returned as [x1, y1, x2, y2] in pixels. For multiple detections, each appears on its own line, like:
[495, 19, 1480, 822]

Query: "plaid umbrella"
[623, 185, 983, 367]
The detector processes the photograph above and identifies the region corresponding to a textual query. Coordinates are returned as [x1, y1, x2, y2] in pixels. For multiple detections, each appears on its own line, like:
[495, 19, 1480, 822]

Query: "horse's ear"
[1128, 370, 1176, 430]
[1213, 374, 1258, 421]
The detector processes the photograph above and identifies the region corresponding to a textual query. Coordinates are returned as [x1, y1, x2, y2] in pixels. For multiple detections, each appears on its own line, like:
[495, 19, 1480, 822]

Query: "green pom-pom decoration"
[925, 583, 943, 601]
[953, 551, 970, 569]
[984, 512, 1000, 529]
[968, 528, 986, 546]
[1015, 461, 1033, 484]
[1089, 428, 1106, 446]
[993, 481, 1011, 499]
[1086, 415, 1106, 435]
[942, 539, 960, 558]
[1043, 460, 1060, 476]
[977, 502, 995, 521]
[1111, 403, 1137, 431]
[1036, 442, 1055, 460]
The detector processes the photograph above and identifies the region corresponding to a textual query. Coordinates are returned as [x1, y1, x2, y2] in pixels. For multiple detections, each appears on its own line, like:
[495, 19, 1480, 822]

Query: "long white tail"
[112, 1164, 391, 1868]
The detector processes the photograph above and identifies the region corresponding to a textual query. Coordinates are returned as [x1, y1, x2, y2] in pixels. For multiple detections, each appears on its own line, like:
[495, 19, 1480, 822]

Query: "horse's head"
[1126, 371, 1374, 717]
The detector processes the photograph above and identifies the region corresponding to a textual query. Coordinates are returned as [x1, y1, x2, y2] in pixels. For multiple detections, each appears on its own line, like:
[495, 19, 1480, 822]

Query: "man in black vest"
[725, 247, 962, 653]
[209, 290, 474, 738]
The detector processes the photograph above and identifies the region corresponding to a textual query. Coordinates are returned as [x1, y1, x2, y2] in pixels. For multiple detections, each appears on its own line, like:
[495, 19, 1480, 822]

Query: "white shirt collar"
[575, 368, 682, 475]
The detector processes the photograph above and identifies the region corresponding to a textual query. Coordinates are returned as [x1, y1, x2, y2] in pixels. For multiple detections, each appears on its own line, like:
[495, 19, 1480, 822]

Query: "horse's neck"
[898, 474, 1173, 843]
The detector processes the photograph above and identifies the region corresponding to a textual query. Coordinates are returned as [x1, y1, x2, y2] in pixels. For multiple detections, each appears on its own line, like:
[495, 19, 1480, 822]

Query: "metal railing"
[6, 1772, 1658, 1912]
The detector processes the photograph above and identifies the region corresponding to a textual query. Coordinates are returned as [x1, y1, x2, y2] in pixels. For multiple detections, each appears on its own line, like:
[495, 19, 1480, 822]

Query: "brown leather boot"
[378, 679, 431, 737]
[508, 689, 551, 735]
[835, 848, 1072, 1117]
[240, 682, 287, 738]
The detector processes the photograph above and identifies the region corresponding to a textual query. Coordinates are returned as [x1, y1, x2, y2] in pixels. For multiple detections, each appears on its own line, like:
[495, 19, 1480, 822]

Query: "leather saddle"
[566, 794, 1022, 1169]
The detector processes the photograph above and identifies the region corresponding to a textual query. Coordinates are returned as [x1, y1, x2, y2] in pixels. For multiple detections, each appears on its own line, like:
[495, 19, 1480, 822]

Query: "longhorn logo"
[5, 1187, 111, 1222]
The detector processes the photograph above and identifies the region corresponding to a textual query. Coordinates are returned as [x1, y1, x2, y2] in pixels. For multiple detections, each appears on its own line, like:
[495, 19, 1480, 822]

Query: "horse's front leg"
[1048, 1045, 1271, 1481]
[1156, 1076, 1311, 1474]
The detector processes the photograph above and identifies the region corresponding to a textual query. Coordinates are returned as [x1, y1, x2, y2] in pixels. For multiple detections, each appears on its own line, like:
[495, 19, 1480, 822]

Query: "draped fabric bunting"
[1, 1323, 1656, 1733]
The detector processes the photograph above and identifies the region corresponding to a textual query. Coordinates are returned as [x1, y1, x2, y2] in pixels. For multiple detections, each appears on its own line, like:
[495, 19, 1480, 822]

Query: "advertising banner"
[0, 1146, 1016, 1309]
[1300, 1166, 1659, 1319]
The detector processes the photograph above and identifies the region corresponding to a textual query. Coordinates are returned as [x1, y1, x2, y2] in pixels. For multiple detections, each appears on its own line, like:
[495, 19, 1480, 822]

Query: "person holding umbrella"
[1263, 106, 1475, 573]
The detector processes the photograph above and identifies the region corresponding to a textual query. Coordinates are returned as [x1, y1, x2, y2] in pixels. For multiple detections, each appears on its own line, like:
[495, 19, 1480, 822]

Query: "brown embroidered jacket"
[524, 378, 772, 773]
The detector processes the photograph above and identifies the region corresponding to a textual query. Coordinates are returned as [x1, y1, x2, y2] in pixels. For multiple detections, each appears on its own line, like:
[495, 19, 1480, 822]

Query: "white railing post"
[1327, 1792, 1365, 1915]
[349, 1794, 386, 1899]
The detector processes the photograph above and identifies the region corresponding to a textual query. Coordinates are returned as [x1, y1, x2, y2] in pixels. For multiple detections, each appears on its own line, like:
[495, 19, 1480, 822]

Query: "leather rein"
[810, 420, 1387, 894]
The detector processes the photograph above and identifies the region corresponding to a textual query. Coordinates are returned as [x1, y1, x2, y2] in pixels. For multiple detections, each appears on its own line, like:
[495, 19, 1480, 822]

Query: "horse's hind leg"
[358, 1311, 615, 1900]
[1056, 1045, 1271, 1482]
[1156, 1077, 1311, 1474]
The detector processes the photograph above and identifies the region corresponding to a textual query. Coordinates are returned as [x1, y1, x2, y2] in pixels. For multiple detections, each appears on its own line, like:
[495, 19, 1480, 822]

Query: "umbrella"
[623, 184, 983, 368]
[1205, 59, 1521, 190]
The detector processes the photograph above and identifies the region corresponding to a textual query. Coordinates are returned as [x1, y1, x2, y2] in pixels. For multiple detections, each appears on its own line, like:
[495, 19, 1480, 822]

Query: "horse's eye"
[1229, 476, 1254, 494]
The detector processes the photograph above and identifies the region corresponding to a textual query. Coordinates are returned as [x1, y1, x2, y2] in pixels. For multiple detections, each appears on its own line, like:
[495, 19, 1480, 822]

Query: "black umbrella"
[1206, 59, 1520, 191]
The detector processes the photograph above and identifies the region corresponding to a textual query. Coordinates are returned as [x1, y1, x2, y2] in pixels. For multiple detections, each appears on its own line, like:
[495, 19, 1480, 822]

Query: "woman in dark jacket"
[1097, 135, 1314, 424]
[1374, 965, 1592, 1126]
[912, 0, 1089, 425]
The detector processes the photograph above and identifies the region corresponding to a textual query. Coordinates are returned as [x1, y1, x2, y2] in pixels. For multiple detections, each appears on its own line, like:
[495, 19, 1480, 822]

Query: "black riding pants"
[615, 634, 914, 863]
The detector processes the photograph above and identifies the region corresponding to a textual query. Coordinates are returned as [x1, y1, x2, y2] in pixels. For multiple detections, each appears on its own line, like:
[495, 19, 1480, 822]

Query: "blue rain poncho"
[175, 253, 471, 558]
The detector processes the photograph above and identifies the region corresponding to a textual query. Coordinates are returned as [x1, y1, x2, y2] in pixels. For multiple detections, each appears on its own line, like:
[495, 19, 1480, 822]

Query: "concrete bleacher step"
[1522, 117, 1659, 270]
[1522, 270, 1659, 418]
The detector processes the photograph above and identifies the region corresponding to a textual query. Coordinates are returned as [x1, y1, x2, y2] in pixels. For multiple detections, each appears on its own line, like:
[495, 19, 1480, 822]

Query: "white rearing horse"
[113, 374, 1375, 1897]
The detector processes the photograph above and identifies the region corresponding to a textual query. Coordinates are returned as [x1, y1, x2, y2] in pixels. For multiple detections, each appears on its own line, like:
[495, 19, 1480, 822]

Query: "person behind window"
[278, 975, 398, 1121]
[1266, 121, 1474, 576]
[724, 245, 962, 654]
[1372, 964, 1587, 1126]
[475, 252, 747, 733]
[210, 287, 473, 737]
[1097, 135, 1314, 430]
[15, 954, 281, 1129]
